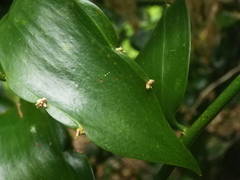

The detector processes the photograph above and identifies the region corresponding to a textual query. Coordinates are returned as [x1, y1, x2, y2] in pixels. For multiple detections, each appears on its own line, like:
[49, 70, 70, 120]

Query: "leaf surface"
[0, 0, 199, 173]
[0, 101, 94, 179]
[136, 0, 191, 128]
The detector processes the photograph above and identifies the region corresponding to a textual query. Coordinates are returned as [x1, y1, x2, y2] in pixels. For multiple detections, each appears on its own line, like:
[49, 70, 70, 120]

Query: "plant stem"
[183, 74, 240, 146]
[156, 74, 240, 179]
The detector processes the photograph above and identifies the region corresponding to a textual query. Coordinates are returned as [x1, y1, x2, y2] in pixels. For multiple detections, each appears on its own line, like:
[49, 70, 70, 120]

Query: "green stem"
[183, 74, 240, 147]
[156, 74, 240, 179]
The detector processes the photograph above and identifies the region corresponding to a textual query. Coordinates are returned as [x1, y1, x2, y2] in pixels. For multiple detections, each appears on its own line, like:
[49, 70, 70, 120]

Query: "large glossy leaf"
[0, 101, 94, 179]
[136, 0, 191, 129]
[0, 0, 200, 173]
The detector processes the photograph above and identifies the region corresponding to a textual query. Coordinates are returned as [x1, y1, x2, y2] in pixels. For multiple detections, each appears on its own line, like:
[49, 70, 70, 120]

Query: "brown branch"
[190, 65, 240, 117]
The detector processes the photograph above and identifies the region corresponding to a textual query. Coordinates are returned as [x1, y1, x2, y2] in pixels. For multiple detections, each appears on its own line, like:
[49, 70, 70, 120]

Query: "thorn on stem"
[146, 79, 155, 90]
[76, 127, 85, 137]
[115, 47, 125, 53]
[35, 98, 48, 109]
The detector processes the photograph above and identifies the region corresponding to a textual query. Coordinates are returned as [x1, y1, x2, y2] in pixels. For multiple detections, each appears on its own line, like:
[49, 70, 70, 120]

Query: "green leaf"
[136, 0, 191, 129]
[0, 0, 200, 173]
[0, 101, 94, 179]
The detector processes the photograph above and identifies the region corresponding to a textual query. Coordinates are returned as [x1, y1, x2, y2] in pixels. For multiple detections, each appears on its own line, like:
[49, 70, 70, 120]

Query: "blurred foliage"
[1, 0, 240, 179]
